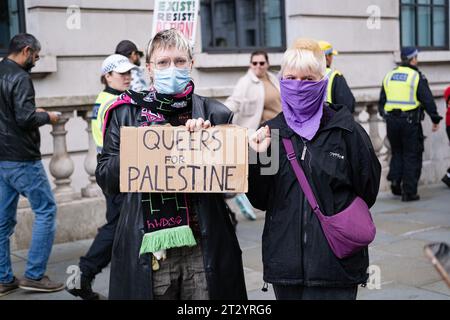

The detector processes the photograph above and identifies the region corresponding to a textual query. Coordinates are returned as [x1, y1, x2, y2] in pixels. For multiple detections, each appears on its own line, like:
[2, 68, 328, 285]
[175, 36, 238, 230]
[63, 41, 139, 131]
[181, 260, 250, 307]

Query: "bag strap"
[282, 138, 323, 216]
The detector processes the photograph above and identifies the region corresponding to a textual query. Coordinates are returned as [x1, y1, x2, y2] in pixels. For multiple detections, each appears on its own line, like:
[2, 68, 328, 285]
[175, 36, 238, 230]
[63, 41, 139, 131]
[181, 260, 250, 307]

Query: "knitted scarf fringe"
[139, 225, 197, 256]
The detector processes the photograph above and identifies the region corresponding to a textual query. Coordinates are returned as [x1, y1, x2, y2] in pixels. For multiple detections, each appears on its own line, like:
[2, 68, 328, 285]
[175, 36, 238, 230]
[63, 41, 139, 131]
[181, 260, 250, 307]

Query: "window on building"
[200, 0, 286, 53]
[0, 0, 26, 56]
[400, 0, 449, 50]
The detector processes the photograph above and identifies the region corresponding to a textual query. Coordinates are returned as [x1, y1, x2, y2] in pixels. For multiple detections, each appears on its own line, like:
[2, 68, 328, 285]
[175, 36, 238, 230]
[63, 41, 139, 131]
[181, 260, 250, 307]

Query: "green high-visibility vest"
[91, 91, 118, 150]
[383, 66, 420, 112]
[326, 68, 342, 104]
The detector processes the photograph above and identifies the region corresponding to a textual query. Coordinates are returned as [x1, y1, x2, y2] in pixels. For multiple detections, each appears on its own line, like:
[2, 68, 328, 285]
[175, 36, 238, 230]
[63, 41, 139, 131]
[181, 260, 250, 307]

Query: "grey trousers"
[152, 244, 209, 300]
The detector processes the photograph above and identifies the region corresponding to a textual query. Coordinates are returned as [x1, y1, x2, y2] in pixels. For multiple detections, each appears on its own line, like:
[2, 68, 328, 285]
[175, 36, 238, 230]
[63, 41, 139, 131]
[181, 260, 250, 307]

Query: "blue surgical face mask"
[153, 67, 191, 94]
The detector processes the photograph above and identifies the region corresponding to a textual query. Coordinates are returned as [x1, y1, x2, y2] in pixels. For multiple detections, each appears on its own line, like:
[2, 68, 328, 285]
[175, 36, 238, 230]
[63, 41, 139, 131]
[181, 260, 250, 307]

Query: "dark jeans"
[273, 284, 358, 300]
[386, 114, 424, 195]
[79, 193, 123, 280]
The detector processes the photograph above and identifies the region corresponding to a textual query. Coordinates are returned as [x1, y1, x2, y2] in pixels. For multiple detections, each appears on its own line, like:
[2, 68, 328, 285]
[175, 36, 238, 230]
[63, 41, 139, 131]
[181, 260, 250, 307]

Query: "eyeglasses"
[252, 61, 266, 66]
[151, 56, 190, 70]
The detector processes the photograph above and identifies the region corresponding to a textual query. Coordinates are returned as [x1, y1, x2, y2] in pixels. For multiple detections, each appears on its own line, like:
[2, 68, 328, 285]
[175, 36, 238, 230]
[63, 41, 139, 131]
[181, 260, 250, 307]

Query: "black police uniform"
[379, 64, 442, 200]
[330, 73, 356, 113]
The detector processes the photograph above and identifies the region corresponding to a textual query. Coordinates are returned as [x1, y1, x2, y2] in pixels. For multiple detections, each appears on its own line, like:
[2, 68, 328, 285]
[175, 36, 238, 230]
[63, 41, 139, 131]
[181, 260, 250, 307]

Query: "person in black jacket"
[0, 33, 63, 297]
[247, 39, 381, 300]
[379, 47, 442, 201]
[95, 29, 247, 300]
[318, 40, 356, 113]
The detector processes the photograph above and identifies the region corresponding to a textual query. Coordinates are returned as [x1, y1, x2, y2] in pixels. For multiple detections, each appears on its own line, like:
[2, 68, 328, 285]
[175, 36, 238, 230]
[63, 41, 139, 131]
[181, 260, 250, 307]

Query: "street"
[2, 184, 450, 300]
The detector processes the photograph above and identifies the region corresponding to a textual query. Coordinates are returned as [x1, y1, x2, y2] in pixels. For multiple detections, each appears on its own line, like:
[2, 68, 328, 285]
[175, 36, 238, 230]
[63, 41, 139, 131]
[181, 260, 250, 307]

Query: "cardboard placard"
[120, 125, 248, 193]
[152, 0, 199, 46]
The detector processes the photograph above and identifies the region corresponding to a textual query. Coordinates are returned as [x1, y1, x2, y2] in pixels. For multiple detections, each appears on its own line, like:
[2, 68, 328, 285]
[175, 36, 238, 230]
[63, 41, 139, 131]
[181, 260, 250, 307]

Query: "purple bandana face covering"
[280, 77, 329, 141]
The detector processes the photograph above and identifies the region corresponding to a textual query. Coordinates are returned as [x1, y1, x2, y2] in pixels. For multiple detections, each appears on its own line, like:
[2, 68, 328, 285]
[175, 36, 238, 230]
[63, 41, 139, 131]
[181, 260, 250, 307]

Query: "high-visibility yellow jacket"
[92, 90, 119, 150]
[383, 66, 420, 112]
[325, 67, 342, 104]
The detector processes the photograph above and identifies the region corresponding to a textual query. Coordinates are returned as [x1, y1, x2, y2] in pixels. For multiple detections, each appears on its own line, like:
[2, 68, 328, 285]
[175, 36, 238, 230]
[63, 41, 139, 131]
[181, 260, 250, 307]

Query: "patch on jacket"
[329, 152, 345, 160]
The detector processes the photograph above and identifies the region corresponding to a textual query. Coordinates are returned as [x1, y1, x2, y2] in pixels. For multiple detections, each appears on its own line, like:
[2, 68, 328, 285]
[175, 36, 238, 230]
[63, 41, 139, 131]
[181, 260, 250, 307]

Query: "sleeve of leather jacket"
[347, 124, 381, 208]
[417, 74, 443, 124]
[226, 109, 233, 124]
[13, 76, 50, 129]
[95, 109, 121, 196]
[206, 98, 233, 125]
[332, 75, 356, 113]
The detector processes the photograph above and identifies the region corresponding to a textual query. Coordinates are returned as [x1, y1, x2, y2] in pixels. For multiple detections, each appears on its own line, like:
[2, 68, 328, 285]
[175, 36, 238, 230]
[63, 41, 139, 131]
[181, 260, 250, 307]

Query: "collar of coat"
[266, 103, 355, 139]
[400, 63, 420, 73]
[3, 57, 28, 73]
[247, 69, 280, 87]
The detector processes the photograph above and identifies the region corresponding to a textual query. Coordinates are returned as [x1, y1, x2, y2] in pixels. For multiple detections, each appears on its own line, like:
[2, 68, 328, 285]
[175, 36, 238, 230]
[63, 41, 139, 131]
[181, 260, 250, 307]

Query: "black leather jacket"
[96, 94, 248, 300]
[0, 58, 50, 161]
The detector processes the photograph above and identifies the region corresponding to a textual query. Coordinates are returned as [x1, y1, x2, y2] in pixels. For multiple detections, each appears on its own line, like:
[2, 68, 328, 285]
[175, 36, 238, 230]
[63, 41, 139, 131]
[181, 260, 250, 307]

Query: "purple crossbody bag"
[282, 138, 376, 259]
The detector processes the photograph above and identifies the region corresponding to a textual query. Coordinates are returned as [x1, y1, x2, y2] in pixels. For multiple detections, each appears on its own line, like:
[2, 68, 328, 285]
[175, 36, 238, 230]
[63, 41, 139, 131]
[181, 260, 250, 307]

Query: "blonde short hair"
[281, 38, 326, 78]
[146, 29, 193, 64]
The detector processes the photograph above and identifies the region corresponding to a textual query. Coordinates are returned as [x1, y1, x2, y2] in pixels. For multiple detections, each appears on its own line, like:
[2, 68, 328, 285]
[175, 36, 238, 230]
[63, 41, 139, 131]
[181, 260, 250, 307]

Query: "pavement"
[1, 184, 450, 300]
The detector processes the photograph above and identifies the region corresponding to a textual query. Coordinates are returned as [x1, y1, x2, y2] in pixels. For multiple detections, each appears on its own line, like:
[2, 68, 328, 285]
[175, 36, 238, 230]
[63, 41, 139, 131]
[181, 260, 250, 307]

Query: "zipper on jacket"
[301, 144, 307, 161]
[300, 137, 308, 246]
[302, 197, 308, 245]
[299, 137, 308, 283]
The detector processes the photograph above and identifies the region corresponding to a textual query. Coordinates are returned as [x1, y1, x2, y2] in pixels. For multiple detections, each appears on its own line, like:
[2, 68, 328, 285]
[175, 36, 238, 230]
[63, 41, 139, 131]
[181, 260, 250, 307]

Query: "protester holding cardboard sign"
[95, 29, 247, 300]
[247, 39, 381, 300]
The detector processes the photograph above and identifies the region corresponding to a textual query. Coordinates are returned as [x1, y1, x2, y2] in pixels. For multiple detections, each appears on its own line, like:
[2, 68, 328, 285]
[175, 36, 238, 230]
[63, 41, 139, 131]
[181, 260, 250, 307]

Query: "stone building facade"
[1, 0, 449, 248]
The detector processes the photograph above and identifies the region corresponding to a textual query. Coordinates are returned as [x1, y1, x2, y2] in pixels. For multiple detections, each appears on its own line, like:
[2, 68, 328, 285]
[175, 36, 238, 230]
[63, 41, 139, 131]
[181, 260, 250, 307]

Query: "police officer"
[319, 40, 356, 113]
[379, 47, 442, 202]
[67, 54, 135, 300]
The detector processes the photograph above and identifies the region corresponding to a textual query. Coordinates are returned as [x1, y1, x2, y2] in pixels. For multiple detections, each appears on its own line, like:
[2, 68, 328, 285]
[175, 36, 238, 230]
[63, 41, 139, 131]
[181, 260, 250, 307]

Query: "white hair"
[146, 29, 193, 63]
[281, 45, 326, 79]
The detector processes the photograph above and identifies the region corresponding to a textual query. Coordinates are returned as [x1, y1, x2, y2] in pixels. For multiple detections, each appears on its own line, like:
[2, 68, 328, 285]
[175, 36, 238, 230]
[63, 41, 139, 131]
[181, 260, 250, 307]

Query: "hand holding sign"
[249, 125, 271, 153]
[185, 118, 212, 132]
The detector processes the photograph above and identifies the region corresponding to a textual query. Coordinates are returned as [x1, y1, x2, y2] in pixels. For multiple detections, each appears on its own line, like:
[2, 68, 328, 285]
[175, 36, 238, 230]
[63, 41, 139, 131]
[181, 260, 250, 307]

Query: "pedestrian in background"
[318, 40, 355, 113]
[115, 40, 149, 91]
[225, 50, 281, 129]
[379, 47, 443, 201]
[91, 54, 136, 152]
[0, 33, 62, 297]
[224, 50, 282, 221]
[67, 54, 135, 300]
[247, 38, 381, 300]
